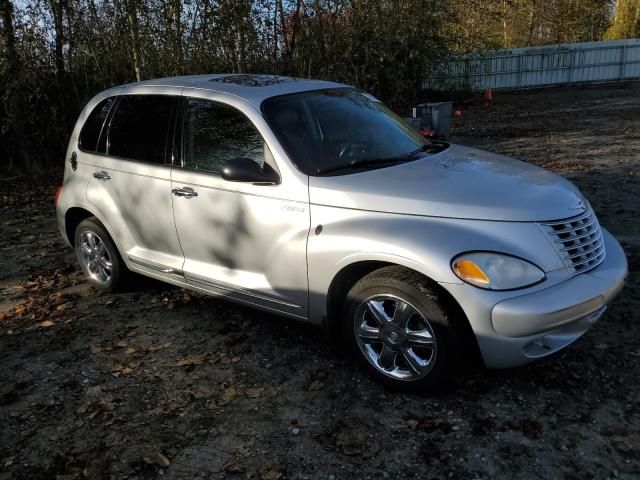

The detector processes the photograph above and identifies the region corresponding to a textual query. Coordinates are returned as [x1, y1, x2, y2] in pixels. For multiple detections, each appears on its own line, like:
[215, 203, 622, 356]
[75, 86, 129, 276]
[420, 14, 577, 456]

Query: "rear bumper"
[443, 228, 627, 368]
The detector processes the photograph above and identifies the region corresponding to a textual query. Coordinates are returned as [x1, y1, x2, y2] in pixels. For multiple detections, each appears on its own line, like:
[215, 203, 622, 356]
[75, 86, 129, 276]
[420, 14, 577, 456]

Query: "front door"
[170, 95, 310, 318]
[86, 92, 185, 274]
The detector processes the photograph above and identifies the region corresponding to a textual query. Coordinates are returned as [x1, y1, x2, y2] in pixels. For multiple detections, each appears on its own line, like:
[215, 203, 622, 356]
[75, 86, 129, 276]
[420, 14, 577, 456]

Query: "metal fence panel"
[424, 39, 640, 91]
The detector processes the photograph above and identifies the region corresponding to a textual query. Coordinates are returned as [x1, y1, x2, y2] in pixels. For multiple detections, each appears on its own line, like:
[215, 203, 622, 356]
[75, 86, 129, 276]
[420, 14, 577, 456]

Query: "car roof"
[126, 74, 350, 109]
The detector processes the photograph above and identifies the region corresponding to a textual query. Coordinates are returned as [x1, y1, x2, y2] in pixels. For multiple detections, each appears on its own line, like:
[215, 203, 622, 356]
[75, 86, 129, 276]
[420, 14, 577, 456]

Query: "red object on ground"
[419, 128, 435, 137]
[484, 86, 493, 101]
[54, 186, 63, 206]
[454, 110, 462, 117]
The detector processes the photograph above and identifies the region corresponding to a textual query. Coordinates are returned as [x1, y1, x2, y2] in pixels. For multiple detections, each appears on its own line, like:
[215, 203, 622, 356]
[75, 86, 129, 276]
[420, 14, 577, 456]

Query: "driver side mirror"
[221, 157, 280, 185]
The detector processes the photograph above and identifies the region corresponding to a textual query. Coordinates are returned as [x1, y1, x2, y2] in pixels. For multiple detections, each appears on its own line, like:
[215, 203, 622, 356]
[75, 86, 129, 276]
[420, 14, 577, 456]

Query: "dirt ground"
[1, 83, 639, 480]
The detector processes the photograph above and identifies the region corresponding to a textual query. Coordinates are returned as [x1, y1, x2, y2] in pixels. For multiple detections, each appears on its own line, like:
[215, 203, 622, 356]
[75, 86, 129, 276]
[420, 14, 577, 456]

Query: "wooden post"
[567, 50, 575, 86]
[619, 45, 626, 81]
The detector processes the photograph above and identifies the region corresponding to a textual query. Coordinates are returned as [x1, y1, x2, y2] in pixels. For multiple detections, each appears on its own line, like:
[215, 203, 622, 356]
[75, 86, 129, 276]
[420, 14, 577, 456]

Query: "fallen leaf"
[260, 465, 285, 480]
[611, 434, 640, 453]
[0, 312, 8, 322]
[53, 294, 67, 305]
[307, 380, 324, 391]
[153, 452, 171, 468]
[100, 395, 114, 410]
[223, 461, 245, 473]
[112, 364, 133, 377]
[177, 354, 207, 366]
[217, 387, 237, 405]
[245, 387, 264, 398]
[77, 400, 92, 414]
[56, 302, 74, 311]
[406, 419, 419, 429]
[148, 342, 172, 352]
[39, 320, 54, 328]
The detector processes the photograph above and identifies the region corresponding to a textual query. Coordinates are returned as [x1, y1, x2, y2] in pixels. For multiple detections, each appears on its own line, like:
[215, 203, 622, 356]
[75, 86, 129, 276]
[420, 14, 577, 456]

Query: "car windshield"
[261, 88, 446, 175]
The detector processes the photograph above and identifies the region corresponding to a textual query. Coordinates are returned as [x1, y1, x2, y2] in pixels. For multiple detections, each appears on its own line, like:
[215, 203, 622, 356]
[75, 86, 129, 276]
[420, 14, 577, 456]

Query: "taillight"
[54, 186, 63, 206]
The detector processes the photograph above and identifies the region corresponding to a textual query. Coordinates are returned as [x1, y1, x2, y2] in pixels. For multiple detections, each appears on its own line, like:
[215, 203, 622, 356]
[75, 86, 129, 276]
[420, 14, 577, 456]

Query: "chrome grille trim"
[559, 231, 602, 250]
[538, 208, 606, 274]
[549, 217, 598, 235]
[543, 209, 592, 226]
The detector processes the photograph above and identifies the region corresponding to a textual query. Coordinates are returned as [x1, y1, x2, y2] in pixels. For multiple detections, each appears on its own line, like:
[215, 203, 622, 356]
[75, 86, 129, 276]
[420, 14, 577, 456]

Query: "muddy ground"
[1, 83, 639, 480]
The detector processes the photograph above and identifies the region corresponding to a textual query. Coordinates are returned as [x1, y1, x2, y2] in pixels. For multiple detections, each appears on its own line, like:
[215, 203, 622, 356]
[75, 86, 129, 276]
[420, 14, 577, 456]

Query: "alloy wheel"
[79, 231, 113, 286]
[354, 294, 437, 381]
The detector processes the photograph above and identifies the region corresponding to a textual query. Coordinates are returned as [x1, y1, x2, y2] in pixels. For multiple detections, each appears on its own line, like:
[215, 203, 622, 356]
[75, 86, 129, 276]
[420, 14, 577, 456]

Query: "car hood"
[308, 144, 586, 222]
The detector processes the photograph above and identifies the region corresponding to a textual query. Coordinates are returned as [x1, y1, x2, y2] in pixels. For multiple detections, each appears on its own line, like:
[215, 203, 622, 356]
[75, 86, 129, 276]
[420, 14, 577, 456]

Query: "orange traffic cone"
[484, 86, 493, 102]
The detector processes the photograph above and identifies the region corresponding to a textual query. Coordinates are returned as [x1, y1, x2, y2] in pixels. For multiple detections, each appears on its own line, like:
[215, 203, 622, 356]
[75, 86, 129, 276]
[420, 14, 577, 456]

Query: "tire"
[343, 266, 464, 392]
[74, 217, 128, 292]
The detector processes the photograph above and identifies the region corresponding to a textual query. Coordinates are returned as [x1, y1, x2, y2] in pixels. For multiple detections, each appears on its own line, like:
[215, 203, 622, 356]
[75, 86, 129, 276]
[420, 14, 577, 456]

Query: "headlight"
[451, 252, 545, 290]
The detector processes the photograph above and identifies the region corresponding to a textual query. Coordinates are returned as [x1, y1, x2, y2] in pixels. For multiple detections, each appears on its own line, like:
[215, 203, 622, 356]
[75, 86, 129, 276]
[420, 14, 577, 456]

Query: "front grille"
[538, 208, 606, 274]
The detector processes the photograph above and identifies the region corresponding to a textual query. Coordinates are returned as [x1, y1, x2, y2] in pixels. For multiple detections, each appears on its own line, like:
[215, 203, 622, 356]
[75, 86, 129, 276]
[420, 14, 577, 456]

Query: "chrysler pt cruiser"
[56, 74, 627, 391]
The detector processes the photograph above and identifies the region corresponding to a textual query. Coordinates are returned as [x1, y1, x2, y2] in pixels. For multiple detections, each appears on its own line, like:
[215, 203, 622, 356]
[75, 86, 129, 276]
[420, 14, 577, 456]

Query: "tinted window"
[79, 97, 114, 153]
[107, 95, 174, 163]
[182, 98, 265, 174]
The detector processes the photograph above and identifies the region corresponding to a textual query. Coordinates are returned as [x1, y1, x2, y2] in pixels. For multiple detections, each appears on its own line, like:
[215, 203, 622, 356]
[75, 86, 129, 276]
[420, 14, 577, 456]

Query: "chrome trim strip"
[558, 230, 602, 248]
[184, 272, 303, 310]
[565, 241, 604, 259]
[128, 256, 179, 274]
[546, 217, 597, 234]
[542, 209, 592, 226]
[571, 251, 606, 269]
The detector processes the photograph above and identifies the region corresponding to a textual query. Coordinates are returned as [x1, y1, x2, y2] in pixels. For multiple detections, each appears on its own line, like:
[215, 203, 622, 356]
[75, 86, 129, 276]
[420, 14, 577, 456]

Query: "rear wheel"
[74, 218, 128, 291]
[343, 266, 463, 392]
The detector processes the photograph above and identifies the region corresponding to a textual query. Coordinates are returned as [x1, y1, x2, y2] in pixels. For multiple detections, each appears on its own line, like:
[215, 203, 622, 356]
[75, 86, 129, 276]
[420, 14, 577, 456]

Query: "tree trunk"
[173, 0, 183, 74]
[527, 0, 536, 44]
[0, 0, 16, 69]
[125, 0, 143, 81]
[272, 0, 278, 68]
[238, 2, 246, 73]
[50, 0, 66, 77]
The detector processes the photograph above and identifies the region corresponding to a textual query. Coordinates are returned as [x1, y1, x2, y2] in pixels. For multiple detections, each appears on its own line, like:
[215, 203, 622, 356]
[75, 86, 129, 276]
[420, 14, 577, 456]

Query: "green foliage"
[605, 0, 640, 39]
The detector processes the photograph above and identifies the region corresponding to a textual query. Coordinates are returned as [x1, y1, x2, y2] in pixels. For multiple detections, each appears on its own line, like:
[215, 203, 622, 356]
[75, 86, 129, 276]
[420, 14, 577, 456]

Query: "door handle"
[172, 187, 198, 198]
[93, 171, 110, 180]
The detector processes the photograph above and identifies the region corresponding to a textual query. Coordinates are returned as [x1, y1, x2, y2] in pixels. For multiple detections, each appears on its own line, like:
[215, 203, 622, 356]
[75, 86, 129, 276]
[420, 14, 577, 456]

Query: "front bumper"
[443, 228, 627, 368]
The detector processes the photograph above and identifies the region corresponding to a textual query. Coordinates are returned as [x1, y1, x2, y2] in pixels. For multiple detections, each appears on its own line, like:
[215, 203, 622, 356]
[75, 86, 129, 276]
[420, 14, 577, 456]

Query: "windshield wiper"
[318, 141, 448, 175]
[318, 156, 411, 174]
[407, 141, 448, 156]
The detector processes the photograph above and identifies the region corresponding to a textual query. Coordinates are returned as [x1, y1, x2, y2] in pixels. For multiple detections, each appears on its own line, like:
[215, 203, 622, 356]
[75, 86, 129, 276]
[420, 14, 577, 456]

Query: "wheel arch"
[325, 260, 482, 364]
[65, 207, 96, 247]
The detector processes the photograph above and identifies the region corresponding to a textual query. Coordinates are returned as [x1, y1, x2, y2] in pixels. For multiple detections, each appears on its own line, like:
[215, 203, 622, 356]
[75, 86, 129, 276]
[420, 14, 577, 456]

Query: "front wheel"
[343, 266, 463, 392]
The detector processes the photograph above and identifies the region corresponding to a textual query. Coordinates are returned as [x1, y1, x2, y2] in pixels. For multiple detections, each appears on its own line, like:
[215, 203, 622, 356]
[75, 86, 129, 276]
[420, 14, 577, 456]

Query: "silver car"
[56, 74, 627, 391]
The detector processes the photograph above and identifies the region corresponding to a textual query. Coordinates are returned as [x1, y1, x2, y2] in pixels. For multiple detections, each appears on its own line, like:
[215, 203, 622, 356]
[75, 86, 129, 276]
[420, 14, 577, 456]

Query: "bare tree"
[125, 0, 143, 81]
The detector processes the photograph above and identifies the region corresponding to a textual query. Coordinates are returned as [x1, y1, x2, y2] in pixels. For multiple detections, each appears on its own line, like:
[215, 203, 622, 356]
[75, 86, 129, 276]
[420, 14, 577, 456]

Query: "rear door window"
[107, 95, 175, 164]
[78, 97, 115, 153]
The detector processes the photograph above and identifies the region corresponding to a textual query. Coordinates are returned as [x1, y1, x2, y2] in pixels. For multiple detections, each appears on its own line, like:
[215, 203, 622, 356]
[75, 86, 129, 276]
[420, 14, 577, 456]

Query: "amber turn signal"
[452, 259, 490, 285]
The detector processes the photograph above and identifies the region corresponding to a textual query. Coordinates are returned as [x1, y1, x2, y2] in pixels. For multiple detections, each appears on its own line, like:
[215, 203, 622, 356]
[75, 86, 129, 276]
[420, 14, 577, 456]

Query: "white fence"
[424, 39, 640, 91]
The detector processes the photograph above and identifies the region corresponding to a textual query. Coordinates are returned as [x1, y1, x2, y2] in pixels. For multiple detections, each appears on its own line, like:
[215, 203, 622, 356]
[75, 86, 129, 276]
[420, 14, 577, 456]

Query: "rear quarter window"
[78, 97, 115, 153]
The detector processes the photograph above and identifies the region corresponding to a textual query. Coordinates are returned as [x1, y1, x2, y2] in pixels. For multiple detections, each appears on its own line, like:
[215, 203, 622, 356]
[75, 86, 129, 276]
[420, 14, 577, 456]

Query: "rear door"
[86, 90, 185, 274]
[170, 95, 310, 318]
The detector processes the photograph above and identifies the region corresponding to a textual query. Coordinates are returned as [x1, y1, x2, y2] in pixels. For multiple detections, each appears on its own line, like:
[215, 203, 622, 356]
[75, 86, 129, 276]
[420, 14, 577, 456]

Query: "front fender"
[307, 205, 566, 325]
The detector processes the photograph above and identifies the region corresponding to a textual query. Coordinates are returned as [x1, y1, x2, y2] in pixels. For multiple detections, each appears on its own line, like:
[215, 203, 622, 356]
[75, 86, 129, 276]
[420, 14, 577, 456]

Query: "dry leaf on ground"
[177, 354, 207, 366]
